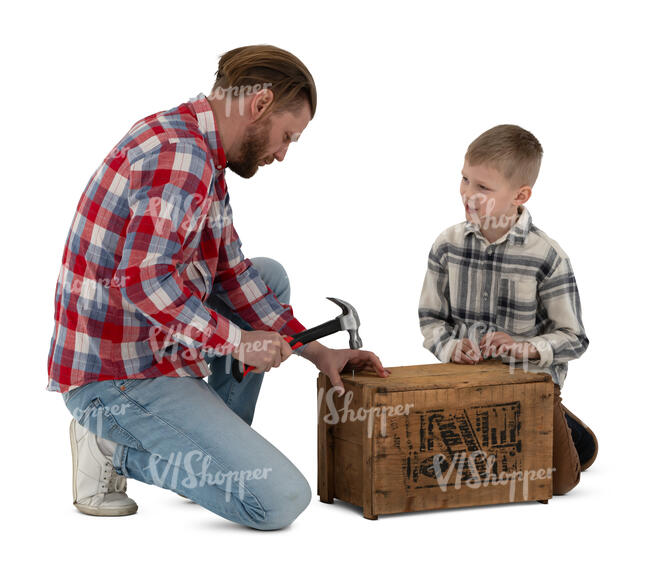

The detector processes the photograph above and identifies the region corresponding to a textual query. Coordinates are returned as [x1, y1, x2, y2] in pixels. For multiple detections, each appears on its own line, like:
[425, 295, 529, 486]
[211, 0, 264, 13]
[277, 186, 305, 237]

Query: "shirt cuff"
[292, 341, 308, 357]
[526, 336, 554, 368]
[279, 316, 308, 356]
[203, 316, 243, 357]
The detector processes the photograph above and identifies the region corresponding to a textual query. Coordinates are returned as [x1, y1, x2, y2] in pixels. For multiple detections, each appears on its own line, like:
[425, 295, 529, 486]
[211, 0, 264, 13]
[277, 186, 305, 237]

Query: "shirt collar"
[188, 92, 227, 173]
[463, 205, 533, 247]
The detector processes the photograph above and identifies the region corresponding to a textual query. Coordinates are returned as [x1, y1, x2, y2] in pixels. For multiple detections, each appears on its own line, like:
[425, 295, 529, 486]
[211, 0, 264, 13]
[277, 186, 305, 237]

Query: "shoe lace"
[100, 461, 127, 494]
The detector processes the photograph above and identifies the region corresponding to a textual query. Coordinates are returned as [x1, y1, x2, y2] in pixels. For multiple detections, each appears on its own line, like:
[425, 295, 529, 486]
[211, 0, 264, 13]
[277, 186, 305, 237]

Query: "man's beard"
[227, 118, 271, 179]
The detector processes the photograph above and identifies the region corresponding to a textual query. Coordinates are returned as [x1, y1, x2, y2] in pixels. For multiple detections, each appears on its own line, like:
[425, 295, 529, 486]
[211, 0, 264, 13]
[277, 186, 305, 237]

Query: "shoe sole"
[562, 406, 598, 472]
[70, 419, 79, 505]
[69, 419, 138, 517]
[74, 502, 138, 516]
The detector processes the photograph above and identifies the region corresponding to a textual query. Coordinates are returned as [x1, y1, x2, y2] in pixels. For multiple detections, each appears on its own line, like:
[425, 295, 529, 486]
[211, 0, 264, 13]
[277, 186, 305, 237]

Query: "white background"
[2, 0, 648, 571]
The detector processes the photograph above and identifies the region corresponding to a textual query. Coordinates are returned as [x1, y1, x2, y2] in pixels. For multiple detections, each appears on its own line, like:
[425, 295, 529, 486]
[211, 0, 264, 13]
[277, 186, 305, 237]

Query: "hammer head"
[326, 297, 362, 349]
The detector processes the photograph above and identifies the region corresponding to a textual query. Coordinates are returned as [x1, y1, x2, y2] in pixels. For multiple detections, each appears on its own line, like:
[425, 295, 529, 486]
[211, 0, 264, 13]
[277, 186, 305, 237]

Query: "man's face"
[460, 159, 523, 230]
[227, 101, 311, 179]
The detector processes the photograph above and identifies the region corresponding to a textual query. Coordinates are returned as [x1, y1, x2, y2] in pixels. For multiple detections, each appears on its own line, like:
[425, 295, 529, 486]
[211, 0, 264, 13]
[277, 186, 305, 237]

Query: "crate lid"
[337, 359, 552, 392]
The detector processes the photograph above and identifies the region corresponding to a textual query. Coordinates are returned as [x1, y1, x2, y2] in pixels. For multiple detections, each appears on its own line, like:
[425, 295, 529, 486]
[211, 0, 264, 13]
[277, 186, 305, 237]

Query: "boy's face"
[460, 159, 531, 232]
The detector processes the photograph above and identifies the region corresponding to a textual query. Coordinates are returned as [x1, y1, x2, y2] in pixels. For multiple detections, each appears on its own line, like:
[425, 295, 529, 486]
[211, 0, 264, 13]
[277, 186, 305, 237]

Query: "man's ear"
[249, 88, 274, 121]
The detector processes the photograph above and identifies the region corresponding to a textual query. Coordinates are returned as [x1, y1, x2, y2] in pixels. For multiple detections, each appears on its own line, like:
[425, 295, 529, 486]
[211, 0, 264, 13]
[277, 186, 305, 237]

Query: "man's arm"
[418, 241, 462, 363]
[524, 255, 589, 367]
[115, 141, 243, 357]
[211, 191, 309, 355]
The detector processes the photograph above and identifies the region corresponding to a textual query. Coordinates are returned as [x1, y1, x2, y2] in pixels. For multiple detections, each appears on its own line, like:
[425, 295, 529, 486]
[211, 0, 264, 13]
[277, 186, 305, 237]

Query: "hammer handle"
[286, 318, 341, 345]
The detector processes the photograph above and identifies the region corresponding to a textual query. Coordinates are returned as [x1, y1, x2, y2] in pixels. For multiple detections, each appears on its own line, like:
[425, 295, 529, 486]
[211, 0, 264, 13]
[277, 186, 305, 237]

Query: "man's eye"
[284, 133, 290, 143]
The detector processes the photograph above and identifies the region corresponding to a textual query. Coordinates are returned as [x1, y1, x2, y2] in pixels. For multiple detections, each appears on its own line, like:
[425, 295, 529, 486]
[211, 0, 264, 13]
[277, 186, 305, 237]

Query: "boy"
[418, 124, 597, 495]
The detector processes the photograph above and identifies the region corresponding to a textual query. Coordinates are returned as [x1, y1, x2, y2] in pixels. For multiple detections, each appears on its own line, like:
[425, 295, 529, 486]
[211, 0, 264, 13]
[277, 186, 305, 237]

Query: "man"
[47, 45, 390, 530]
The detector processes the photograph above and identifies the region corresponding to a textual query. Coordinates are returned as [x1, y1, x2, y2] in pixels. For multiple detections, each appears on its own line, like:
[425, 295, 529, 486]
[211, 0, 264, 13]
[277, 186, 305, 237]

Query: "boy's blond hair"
[465, 124, 543, 188]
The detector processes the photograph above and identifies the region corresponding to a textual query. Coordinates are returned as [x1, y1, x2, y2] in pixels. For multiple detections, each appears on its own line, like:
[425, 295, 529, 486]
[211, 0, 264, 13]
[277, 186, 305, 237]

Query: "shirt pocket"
[495, 277, 538, 336]
[184, 258, 214, 302]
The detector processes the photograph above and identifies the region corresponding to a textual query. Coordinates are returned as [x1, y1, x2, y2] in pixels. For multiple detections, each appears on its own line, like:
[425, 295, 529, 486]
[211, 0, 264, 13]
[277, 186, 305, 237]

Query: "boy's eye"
[461, 176, 469, 183]
[479, 185, 489, 191]
[284, 133, 291, 143]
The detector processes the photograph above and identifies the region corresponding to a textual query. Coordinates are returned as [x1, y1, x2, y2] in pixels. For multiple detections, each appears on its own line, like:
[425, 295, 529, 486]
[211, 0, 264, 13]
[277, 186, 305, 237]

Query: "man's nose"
[274, 145, 289, 162]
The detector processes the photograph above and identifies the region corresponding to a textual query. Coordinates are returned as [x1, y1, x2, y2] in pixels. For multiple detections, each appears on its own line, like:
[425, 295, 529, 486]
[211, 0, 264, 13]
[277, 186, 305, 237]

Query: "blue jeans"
[62, 257, 311, 530]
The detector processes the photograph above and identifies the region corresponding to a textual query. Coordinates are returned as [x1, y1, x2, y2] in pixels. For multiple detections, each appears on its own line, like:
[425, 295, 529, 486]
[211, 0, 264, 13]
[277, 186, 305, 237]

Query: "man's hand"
[479, 331, 540, 361]
[307, 345, 390, 396]
[232, 330, 293, 374]
[451, 338, 482, 364]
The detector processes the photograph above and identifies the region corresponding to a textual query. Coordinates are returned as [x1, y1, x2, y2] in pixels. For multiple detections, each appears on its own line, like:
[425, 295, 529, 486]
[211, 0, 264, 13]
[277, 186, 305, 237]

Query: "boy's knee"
[553, 470, 580, 496]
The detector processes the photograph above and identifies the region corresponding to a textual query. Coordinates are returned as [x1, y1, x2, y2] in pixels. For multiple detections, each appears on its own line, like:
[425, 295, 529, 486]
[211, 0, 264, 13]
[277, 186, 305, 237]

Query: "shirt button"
[217, 164, 223, 170]
[483, 292, 489, 299]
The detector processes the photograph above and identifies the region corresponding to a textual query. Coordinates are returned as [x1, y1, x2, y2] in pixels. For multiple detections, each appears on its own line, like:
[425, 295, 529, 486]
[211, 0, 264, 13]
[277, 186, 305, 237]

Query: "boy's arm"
[418, 242, 461, 363]
[525, 255, 589, 367]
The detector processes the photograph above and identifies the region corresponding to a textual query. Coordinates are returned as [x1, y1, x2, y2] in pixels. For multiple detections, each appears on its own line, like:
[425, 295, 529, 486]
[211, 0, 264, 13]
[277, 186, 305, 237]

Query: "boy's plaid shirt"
[47, 93, 307, 393]
[418, 206, 589, 387]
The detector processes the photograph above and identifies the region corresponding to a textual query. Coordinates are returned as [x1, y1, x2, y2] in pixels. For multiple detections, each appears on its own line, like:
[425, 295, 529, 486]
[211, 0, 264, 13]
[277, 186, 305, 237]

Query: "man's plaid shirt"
[47, 93, 306, 393]
[418, 206, 589, 387]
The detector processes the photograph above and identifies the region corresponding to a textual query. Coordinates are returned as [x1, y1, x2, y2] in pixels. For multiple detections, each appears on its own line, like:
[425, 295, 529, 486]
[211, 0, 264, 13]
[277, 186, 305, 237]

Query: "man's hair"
[465, 124, 543, 187]
[211, 45, 317, 120]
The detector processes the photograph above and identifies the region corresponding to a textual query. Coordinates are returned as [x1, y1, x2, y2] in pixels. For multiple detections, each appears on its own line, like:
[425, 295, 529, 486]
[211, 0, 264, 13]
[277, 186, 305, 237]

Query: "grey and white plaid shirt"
[418, 205, 589, 387]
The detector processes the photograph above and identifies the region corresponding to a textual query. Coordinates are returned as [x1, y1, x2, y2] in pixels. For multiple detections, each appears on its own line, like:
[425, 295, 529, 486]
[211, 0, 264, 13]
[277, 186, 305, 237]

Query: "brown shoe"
[562, 405, 598, 471]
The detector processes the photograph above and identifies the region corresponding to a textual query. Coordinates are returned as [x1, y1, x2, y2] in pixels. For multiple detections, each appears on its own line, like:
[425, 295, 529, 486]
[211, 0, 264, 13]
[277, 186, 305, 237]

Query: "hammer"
[232, 297, 362, 382]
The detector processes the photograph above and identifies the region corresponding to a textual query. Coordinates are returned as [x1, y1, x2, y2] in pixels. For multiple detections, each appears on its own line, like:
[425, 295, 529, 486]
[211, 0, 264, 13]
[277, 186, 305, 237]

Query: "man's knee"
[245, 468, 311, 531]
[249, 257, 291, 305]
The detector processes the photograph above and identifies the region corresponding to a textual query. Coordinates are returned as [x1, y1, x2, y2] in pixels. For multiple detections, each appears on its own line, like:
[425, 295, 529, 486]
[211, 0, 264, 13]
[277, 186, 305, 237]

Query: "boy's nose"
[465, 191, 485, 208]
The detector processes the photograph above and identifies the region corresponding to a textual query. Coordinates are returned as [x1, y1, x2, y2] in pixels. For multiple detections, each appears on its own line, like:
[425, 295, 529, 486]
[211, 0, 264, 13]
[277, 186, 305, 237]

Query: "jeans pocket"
[72, 395, 144, 451]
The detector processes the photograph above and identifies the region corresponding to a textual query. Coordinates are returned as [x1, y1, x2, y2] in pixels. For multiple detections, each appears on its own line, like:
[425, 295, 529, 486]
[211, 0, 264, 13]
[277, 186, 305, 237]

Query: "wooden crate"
[317, 360, 554, 519]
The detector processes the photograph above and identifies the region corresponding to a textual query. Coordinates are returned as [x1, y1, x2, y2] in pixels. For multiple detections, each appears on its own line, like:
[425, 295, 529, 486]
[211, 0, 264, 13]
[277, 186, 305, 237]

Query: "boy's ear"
[514, 186, 532, 205]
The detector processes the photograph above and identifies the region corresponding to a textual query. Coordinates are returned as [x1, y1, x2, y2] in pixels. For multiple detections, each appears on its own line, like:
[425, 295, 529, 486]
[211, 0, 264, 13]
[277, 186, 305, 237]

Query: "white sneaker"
[69, 418, 138, 516]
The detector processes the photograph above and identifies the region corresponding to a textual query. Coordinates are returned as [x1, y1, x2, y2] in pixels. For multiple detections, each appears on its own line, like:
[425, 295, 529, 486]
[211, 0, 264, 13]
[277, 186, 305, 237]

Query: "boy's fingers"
[460, 347, 478, 364]
[501, 345, 514, 355]
[466, 340, 481, 361]
[480, 333, 493, 348]
[497, 344, 512, 356]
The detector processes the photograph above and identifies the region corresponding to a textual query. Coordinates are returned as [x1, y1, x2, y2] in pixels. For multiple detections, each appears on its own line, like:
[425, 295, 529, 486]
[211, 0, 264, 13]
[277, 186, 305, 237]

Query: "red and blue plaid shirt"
[47, 93, 306, 393]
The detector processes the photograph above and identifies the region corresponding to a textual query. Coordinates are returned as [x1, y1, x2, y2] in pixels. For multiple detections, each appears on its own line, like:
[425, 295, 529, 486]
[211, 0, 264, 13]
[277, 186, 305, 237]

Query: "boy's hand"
[479, 332, 541, 360]
[451, 338, 482, 364]
[479, 331, 515, 359]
